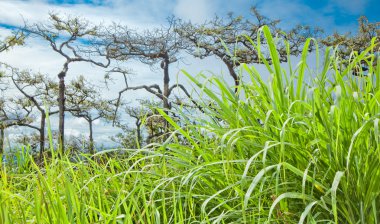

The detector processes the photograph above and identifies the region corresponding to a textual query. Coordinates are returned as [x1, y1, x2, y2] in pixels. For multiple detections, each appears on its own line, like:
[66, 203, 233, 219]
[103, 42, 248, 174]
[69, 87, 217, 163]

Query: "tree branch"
[168, 83, 204, 112]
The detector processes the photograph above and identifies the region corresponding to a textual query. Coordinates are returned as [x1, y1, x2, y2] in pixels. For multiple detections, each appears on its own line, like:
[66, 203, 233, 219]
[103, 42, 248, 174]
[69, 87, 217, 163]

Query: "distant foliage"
[322, 16, 380, 74]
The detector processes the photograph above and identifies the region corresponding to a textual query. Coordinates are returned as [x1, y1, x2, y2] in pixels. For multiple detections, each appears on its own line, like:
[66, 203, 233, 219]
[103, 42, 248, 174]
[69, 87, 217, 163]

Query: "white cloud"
[71, 117, 87, 126]
[93, 119, 100, 125]
[1, 36, 65, 73]
[0, 0, 170, 29]
[174, 0, 216, 23]
[66, 128, 81, 137]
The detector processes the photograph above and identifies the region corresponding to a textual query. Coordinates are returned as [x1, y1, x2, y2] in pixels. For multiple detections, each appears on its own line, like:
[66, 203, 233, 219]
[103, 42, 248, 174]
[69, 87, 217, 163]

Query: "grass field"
[0, 26, 379, 223]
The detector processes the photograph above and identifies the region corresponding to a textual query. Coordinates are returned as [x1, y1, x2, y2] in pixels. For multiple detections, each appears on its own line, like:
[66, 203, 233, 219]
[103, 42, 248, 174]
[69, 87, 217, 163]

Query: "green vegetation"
[0, 26, 379, 223]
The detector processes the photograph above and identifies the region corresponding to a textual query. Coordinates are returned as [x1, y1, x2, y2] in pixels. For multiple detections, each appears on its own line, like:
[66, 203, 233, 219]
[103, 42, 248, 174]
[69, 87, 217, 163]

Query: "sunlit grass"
[0, 26, 379, 223]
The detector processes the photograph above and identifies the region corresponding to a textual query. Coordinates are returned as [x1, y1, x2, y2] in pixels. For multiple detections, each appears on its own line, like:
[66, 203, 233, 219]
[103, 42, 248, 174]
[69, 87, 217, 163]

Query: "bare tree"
[0, 97, 34, 153]
[138, 100, 167, 144]
[112, 100, 166, 147]
[322, 16, 380, 75]
[107, 18, 198, 114]
[25, 13, 111, 153]
[0, 67, 33, 153]
[124, 106, 146, 147]
[176, 7, 321, 90]
[15, 132, 40, 154]
[66, 76, 116, 154]
[7, 66, 58, 158]
[0, 32, 27, 153]
[114, 103, 150, 148]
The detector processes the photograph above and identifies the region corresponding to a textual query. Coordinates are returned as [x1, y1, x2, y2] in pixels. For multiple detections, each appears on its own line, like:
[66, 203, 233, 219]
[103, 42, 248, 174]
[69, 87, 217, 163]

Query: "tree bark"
[58, 61, 69, 154]
[162, 56, 170, 130]
[224, 61, 240, 92]
[136, 119, 141, 147]
[89, 120, 94, 154]
[163, 55, 170, 110]
[39, 113, 46, 159]
[0, 128, 4, 154]
[58, 73, 66, 154]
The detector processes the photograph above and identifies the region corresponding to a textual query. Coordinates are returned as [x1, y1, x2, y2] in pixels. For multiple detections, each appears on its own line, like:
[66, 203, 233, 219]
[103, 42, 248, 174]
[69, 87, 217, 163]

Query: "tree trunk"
[226, 63, 239, 92]
[136, 120, 141, 147]
[221, 58, 240, 92]
[162, 56, 170, 130]
[39, 113, 46, 159]
[0, 128, 4, 154]
[58, 62, 69, 155]
[163, 56, 170, 110]
[89, 120, 94, 154]
[58, 73, 66, 154]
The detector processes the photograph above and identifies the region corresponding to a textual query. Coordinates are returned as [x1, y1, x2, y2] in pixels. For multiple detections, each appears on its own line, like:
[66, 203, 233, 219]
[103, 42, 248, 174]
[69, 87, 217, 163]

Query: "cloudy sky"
[0, 0, 379, 148]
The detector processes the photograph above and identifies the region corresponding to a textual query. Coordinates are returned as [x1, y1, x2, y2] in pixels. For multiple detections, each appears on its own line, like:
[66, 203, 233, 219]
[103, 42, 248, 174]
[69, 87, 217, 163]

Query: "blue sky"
[1, 0, 379, 32]
[308, 0, 380, 24]
[6, 0, 376, 33]
[254, 0, 380, 33]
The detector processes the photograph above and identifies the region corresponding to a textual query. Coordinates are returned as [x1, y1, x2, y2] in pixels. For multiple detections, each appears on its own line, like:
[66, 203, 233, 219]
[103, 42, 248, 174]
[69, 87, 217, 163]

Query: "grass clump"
[1, 26, 380, 223]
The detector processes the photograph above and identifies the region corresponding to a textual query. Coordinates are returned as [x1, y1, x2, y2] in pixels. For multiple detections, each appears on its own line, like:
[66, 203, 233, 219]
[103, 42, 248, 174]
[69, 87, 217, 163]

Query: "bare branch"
[168, 83, 204, 112]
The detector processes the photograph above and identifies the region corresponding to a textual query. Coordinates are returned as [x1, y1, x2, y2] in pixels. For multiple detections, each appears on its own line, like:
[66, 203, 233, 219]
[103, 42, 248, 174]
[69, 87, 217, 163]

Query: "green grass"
[1, 26, 380, 223]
